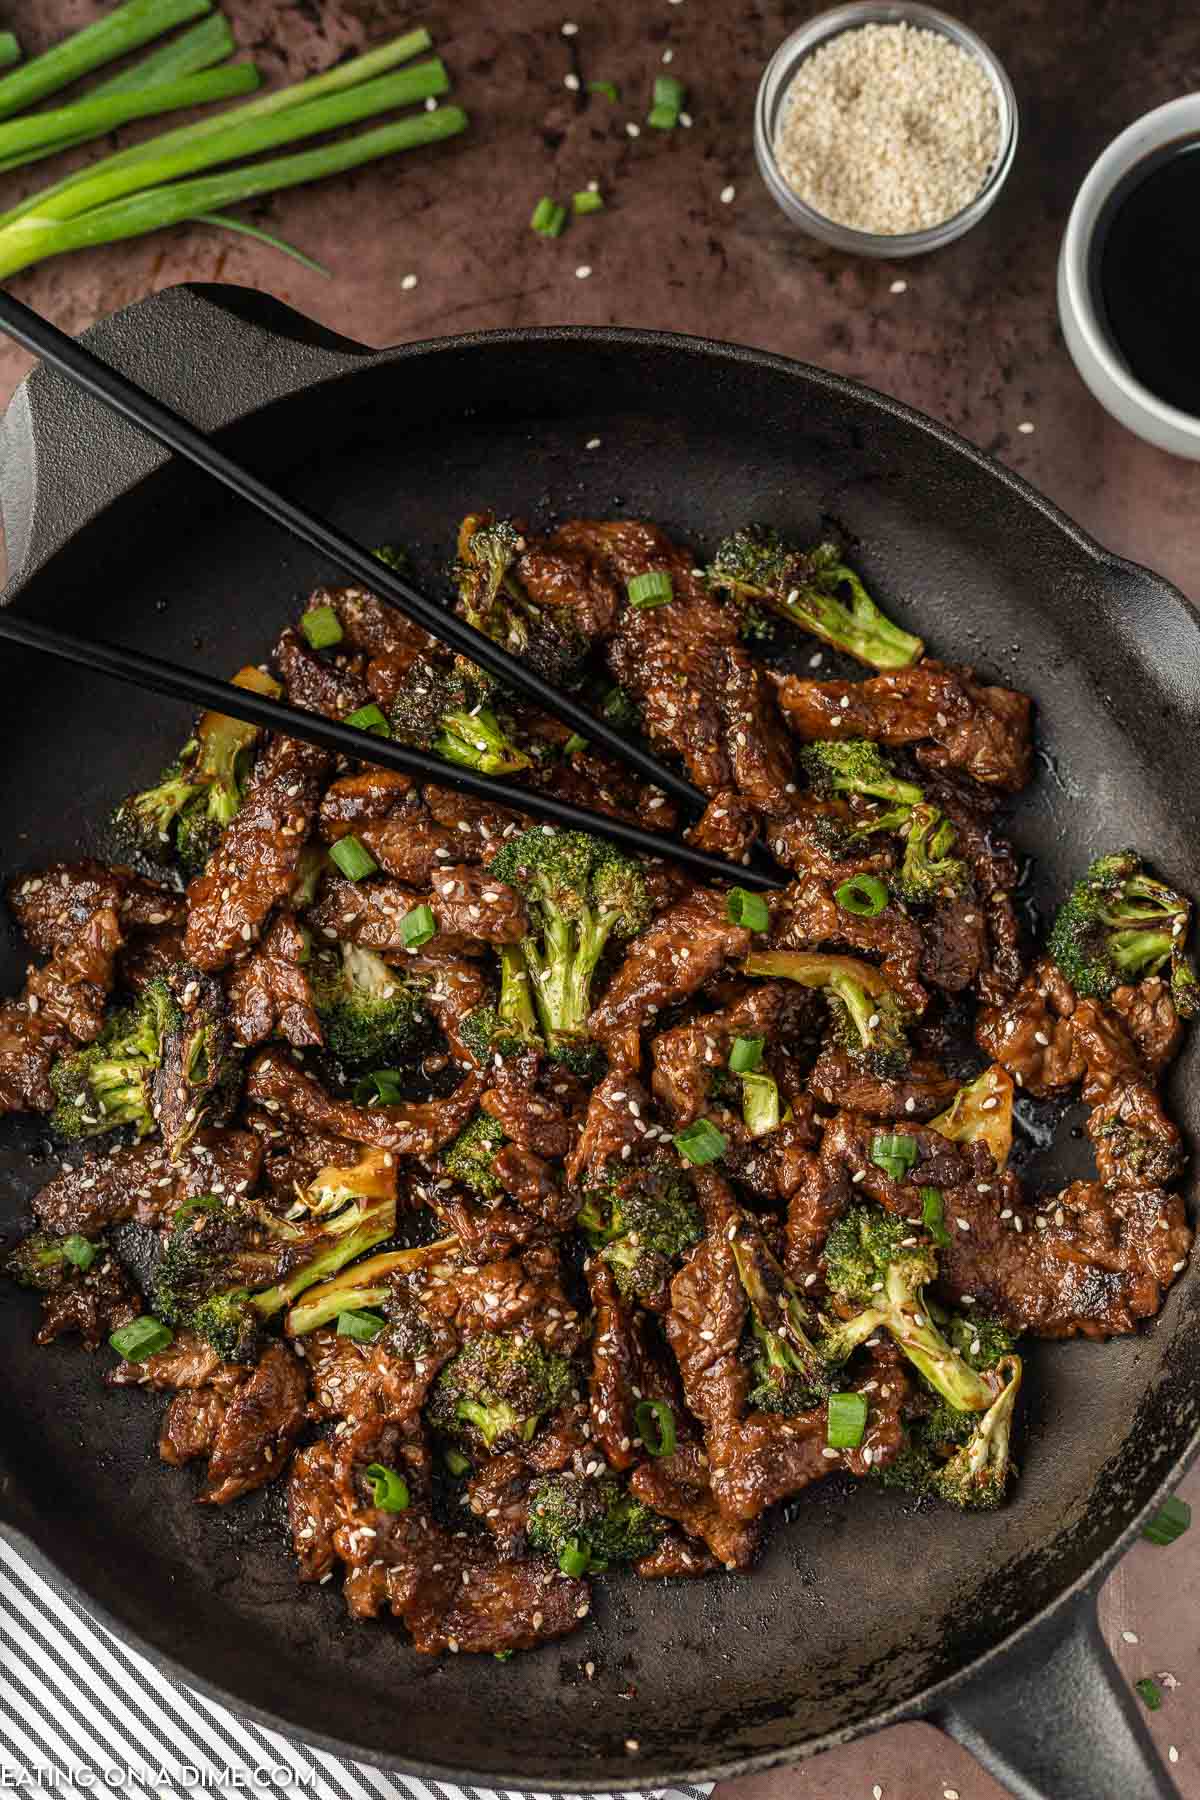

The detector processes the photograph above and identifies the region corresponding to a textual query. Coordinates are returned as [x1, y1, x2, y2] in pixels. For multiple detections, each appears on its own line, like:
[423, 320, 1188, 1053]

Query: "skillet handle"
[931, 1587, 1177, 1800]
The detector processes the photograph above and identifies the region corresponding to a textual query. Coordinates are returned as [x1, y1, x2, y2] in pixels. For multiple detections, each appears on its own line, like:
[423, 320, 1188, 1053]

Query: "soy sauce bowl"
[1059, 93, 1200, 459]
[754, 1, 1018, 258]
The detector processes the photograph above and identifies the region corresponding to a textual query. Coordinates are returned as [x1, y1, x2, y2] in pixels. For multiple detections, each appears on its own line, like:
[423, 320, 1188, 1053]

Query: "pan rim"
[2, 305, 1198, 1786]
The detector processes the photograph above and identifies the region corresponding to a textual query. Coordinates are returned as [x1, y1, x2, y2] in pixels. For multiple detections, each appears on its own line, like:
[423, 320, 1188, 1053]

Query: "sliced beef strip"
[421, 785, 529, 862]
[466, 1452, 533, 1557]
[159, 1390, 230, 1466]
[8, 860, 180, 958]
[0, 906, 123, 1114]
[806, 1047, 959, 1121]
[1109, 978, 1184, 1078]
[1086, 1081, 1186, 1190]
[107, 1328, 250, 1392]
[246, 1046, 484, 1156]
[274, 625, 369, 720]
[428, 865, 528, 944]
[516, 533, 622, 641]
[33, 1128, 262, 1236]
[769, 874, 927, 1014]
[480, 1059, 575, 1161]
[723, 1120, 824, 1210]
[318, 770, 415, 840]
[586, 1260, 685, 1469]
[224, 912, 322, 1049]
[358, 795, 466, 886]
[304, 584, 435, 664]
[117, 925, 188, 994]
[492, 1144, 576, 1228]
[650, 985, 785, 1128]
[198, 1341, 308, 1505]
[772, 659, 1034, 792]
[425, 1185, 553, 1263]
[34, 1249, 140, 1350]
[785, 1148, 853, 1284]
[185, 734, 328, 971]
[685, 791, 760, 865]
[924, 777, 1024, 1003]
[288, 1440, 341, 1582]
[765, 796, 897, 883]
[308, 874, 480, 962]
[977, 957, 1084, 1097]
[720, 645, 799, 817]
[589, 887, 752, 1068]
[920, 894, 992, 996]
[565, 1071, 663, 1185]
[634, 1531, 721, 1579]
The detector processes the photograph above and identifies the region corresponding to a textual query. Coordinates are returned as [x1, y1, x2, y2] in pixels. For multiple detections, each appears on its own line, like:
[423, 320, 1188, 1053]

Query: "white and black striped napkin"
[0, 1537, 711, 1800]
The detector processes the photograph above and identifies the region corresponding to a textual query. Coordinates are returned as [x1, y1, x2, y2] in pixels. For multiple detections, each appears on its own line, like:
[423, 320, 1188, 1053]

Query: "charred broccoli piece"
[390, 653, 531, 775]
[456, 514, 588, 690]
[154, 1182, 396, 1362]
[4, 1229, 99, 1290]
[820, 1205, 999, 1414]
[947, 1309, 1019, 1372]
[460, 944, 542, 1066]
[930, 1065, 1014, 1171]
[799, 738, 924, 811]
[112, 669, 278, 870]
[880, 1357, 1023, 1509]
[1048, 850, 1198, 1015]
[426, 1329, 573, 1453]
[49, 980, 180, 1142]
[488, 827, 651, 1075]
[744, 949, 911, 1080]
[310, 941, 430, 1068]
[526, 1471, 666, 1571]
[150, 967, 239, 1160]
[442, 1112, 508, 1203]
[575, 1156, 702, 1305]
[282, 1237, 458, 1337]
[730, 1221, 834, 1415]
[708, 528, 924, 670]
[894, 804, 969, 904]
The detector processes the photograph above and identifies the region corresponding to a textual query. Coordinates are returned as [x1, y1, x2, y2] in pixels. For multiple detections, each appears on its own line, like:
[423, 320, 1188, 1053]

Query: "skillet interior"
[1, 327, 1198, 1786]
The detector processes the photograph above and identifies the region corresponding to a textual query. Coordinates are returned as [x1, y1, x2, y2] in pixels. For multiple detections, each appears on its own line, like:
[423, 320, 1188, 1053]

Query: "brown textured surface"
[0, 0, 1198, 1792]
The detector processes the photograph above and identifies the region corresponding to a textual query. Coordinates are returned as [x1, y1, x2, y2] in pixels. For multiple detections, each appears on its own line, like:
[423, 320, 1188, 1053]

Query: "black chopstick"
[0, 289, 708, 816]
[0, 609, 782, 892]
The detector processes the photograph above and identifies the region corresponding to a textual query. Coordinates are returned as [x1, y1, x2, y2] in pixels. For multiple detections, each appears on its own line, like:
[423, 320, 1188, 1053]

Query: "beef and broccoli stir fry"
[2, 513, 1195, 1659]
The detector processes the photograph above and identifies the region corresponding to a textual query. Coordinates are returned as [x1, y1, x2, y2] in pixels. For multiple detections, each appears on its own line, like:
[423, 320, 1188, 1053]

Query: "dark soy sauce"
[1092, 136, 1200, 415]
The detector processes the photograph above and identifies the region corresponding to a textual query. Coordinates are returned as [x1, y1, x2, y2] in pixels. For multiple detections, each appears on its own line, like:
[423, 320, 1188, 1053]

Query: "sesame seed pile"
[773, 22, 1001, 235]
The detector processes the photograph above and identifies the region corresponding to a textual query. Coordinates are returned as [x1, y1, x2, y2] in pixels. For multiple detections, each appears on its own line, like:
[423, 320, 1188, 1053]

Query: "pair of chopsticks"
[0, 290, 781, 893]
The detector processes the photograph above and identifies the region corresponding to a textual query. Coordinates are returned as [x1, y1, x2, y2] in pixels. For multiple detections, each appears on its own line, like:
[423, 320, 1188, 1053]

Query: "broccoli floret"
[460, 944, 542, 1066]
[799, 738, 924, 810]
[729, 1223, 833, 1414]
[4, 1229, 99, 1291]
[820, 1206, 999, 1415]
[744, 949, 911, 1079]
[932, 1356, 1023, 1508]
[426, 1330, 573, 1453]
[443, 1112, 508, 1203]
[373, 542, 410, 573]
[154, 1184, 396, 1362]
[310, 941, 429, 1068]
[149, 968, 239, 1160]
[49, 982, 181, 1142]
[389, 653, 531, 775]
[929, 1065, 1014, 1171]
[526, 1471, 666, 1570]
[946, 1309, 1019, 1372]
[112, 752, 204, 863]
[283, 1237, 458, 1337]
[576, 1156, 703, 1305]
[456, 513, 588, 690]
[708, 528, 924, 670]
[488, 827, 651, 1073]
[894, 804, 969, 904]
[1048, 850, 1198, 1016]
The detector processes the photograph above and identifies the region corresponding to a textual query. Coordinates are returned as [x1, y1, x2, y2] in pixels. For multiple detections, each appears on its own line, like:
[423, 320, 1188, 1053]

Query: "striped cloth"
[0, 1537, 710, 1800]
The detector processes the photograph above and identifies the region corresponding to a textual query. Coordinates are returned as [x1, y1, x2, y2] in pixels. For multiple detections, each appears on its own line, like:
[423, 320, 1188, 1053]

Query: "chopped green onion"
[493, 1649, 513, 1662]
[172, 1193, 219, 1224]
[531, 195, 567, 237]
[626, 570, 673, 608]
[110, 1316, 173, 1362]
[400, 902, 437, 948]
[835, 874, 888, 918]
[329, 835, 378, 882]
[0, 0, 210, 124]
[920, 1186, 951, 1249]
[344, 702, 390, 736]
[1142, 1495, 1191, 1545]
[558, 1539, 591, 1577]
[647, 103, 678, 130]
[587, 80, 619, 102]
[1134, 1677, 1163, 1710]
[444, 1446, 471, 1476]
[62, 1235, 96, 1271]
[353, 1069, 405, 1106]
[337, 1308, 386, 1342]
[741, 1070, 780, 1139]
[654, 74, 686, 111]
[364, 1462, 410, 1511]
[726, 887, 770, 932]
[635, 1398, 676, 1457]
[0, 35, 19, 72]
[729, 1035, 764, 1074]
[301, 604, 343, 649]
[563, 732, 589, 754]
[871, 1132, 917, 1182]
[572, 190, 604, 214]
[294, 925, 312, 965]
[674, 1118, 727, 1165]
[826, 1391, 869, 1450]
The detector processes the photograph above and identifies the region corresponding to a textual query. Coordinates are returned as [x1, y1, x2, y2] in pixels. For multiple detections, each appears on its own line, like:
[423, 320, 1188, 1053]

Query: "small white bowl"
[1059, 95, 1200, 460]
[754, 1, 1018, 258]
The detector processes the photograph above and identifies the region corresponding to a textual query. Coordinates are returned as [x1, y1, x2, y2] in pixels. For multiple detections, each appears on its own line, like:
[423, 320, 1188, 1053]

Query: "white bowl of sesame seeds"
[754, 2, 1018, 257]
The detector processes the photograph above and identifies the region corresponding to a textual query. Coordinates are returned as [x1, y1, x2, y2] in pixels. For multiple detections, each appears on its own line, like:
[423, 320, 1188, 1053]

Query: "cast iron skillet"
[0, 286, 1197, 1800]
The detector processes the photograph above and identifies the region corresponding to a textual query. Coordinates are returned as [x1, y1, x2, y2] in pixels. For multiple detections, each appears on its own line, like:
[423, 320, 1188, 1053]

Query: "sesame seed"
[424, 95, 438, 111]
[1018, 420, 1036, 434]
[822, 1446, 840, 1459]
[585, 436, 602, 449]
[625, 1740, 640, 1754]
[944, 1791, 960, 1800]
[626, 121, 641, 137]
[564, 72, 580, 90]
[561, 19, 579, 34]
[873, 1788, 883, 1800]
[575, 264, 592, 279]
[662, 47, 674, 62]
[679, 111, 692, 127]
[720, 184, 736, 204]
[889, 279, 907, 294]
[1169, 1747, 1180, 1765]
[1122, 1630, 1139, 1645]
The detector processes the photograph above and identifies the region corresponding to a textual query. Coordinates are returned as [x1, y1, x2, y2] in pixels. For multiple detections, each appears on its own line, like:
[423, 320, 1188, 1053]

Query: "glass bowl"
[754, 1, 1019, 258]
